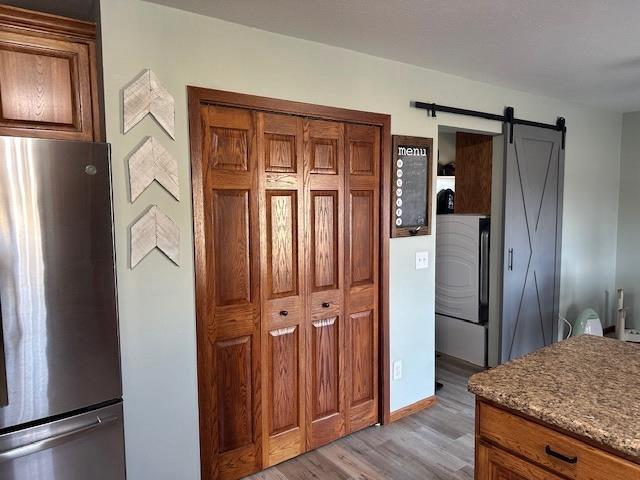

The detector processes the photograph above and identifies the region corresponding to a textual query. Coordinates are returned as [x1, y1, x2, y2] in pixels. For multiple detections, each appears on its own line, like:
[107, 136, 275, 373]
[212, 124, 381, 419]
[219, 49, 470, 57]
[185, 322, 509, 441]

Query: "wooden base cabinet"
[475, 400, 640, 480]
[190, 89, 389, 480]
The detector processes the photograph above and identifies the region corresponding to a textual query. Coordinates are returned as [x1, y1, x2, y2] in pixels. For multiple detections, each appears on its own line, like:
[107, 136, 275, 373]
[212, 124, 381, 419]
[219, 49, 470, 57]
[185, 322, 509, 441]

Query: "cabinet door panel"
[0, 30, 96, 140]
[258, 112, 306, 467]
[304, 119, 346, 449]
[344, 124, 380, 432]
[198, 105, 262, 479]
[0, 49, 74, 124]
[454, 132, 492, 214]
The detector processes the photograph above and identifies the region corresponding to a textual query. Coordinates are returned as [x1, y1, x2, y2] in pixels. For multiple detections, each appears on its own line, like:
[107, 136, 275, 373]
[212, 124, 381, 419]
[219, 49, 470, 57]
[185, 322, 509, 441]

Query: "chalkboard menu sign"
[391, 135, 433, 237]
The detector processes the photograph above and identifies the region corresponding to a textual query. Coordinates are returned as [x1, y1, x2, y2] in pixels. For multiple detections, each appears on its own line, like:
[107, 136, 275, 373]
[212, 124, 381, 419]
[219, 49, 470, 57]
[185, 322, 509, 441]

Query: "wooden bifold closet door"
[197, 105, 262, 479]
[194, 99, 382, 480]
[258, 112, 307, 466]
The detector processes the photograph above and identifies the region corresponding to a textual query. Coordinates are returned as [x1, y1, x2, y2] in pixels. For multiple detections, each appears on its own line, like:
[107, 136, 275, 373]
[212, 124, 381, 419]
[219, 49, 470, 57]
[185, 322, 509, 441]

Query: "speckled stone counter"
[468, 335, 640, 460]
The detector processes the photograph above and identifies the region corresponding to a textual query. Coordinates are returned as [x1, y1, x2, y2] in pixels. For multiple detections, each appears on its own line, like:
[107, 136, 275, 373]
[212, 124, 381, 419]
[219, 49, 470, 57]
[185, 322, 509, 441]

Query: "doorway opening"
[434, 126, 503, 372]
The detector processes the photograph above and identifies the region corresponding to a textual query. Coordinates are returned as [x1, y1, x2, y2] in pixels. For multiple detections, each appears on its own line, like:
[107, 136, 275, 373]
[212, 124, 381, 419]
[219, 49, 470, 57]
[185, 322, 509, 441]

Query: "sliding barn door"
[304, 119, 347, 449]
[257, 112, 307, 466]
[501, 125, 564, 362]
[198, 106, 262, 479]
[344, 124, 380, 433]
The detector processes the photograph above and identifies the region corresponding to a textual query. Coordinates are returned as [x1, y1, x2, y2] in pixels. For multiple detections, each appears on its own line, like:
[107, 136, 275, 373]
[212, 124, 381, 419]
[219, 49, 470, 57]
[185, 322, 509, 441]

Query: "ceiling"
[148, 0, 640, 113]
[4, 0, 98, 21]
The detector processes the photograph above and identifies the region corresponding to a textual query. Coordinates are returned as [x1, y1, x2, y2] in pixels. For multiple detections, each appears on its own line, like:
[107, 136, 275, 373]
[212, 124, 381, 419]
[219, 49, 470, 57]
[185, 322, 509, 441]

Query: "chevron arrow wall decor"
[124, 69, 175, 138]
[128, 136, 180, 202]
[130, 205, 180, 268]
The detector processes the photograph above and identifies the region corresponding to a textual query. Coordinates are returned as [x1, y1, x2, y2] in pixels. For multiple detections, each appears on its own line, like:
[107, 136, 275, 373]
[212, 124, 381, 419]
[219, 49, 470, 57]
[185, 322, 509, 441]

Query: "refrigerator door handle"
[479, 230, 490, 307]
[0, 296, 7, 407]
[0, 415, 119, 464]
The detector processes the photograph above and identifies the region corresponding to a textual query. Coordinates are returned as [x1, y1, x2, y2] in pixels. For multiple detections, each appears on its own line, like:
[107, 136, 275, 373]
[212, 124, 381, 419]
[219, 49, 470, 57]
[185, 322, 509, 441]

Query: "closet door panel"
[345, 124, 380, 433]
[199, 105, 262, 480]
[311, 316, 340, 418]
[216, 336, 254, 452]
[266, 190, 298, 299]
[258, 112, 307, 467]
[350, 191, 374, 286]
[349, 310, 375, 410]
[213, 190, 251, 305]
[268, 326, 299, 436]
[304, 119, 346, 449]
[311, 191, 339, 291]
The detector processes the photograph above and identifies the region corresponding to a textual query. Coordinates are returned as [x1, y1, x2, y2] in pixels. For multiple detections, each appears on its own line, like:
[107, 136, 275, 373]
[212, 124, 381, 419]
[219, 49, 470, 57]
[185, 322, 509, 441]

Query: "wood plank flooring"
[245, 355, 484, 480]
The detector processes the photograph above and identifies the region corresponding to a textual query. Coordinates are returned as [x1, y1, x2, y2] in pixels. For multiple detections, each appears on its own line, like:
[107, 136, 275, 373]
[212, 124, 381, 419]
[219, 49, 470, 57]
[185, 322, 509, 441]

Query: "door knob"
[322, 302, 330, 308]
[279, 310, 288, 317]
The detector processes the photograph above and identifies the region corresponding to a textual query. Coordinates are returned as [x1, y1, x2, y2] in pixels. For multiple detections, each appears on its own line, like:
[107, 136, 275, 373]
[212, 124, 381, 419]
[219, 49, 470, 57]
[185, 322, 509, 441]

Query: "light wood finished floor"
[245, 355, 484, 480]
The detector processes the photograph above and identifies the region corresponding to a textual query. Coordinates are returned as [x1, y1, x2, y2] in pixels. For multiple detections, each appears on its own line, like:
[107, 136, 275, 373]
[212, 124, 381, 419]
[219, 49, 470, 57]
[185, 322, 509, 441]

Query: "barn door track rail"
[412, 102, 566, 149]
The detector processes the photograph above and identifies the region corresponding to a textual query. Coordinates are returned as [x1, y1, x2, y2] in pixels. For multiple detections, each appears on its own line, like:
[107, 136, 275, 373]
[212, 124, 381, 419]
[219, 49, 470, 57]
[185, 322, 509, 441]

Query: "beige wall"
[100, 0, 622, 477]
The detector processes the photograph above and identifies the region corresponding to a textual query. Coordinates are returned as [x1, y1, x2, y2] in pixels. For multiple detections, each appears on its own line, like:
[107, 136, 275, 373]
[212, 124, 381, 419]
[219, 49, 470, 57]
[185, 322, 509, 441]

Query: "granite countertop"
[468, 335, 640, 460]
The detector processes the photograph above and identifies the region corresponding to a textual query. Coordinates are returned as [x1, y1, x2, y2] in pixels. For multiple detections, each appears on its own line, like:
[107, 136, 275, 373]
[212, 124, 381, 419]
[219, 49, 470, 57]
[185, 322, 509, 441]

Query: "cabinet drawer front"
[477, 442, 563, 480]
[478, 402, 640, 480]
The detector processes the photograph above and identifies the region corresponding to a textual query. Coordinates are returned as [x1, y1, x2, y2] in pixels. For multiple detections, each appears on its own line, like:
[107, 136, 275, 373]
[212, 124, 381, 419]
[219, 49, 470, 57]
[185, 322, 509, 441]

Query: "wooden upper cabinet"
[454, 132, 492, 214]
[0, 5, 100, 141]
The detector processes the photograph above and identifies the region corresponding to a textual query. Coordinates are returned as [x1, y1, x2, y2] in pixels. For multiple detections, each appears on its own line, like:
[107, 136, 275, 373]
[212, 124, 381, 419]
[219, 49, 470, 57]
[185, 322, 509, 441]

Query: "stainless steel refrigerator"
[0, 137, 125, 479]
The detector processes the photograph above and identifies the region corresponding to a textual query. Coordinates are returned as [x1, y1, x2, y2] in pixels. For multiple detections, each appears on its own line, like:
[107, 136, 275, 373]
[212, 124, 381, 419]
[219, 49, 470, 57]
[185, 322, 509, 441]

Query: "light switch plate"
[393, 360, 402, 380]
[416, 251, 429, 270]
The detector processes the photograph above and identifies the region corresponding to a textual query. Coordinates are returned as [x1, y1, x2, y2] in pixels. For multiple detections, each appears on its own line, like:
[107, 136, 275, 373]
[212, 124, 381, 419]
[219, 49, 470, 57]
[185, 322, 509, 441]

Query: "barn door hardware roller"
[412, 101, 566, 149]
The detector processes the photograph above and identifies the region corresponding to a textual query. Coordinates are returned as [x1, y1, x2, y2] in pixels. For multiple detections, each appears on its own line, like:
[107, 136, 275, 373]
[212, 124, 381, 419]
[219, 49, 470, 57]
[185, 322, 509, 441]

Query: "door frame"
[187, 87, 392, 432]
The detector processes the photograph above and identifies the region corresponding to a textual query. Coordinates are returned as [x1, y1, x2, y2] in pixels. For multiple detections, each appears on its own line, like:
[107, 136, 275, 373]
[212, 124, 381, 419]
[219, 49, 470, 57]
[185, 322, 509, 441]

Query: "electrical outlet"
[416, 251, 429, 270]
[393, 360, 402, 380]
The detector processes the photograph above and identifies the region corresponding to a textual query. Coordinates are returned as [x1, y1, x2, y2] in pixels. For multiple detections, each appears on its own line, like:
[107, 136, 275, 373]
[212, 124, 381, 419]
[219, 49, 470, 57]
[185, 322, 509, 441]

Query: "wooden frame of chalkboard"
[391, 135, 433, 237]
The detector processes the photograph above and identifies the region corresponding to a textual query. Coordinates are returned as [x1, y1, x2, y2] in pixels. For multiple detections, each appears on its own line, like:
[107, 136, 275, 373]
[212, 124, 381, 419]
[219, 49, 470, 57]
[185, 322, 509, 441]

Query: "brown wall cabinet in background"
[0, 5, 100, 141]
[189, 88, 390, 480]
[454, 132, 492, 214]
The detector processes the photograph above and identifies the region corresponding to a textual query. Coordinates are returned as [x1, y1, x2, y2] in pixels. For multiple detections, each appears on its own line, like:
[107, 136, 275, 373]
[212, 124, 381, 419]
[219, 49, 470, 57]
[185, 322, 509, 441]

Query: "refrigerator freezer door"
[0, 137, 121, 429]
[0, 402, 125, 480]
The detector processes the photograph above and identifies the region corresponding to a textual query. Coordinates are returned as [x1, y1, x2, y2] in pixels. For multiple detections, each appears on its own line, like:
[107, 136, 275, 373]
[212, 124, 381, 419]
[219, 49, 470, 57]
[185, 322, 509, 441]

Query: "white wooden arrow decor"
[124, 69, 175, 138]
[130, 205, 180, 268]
[128, 137, 180, 202]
